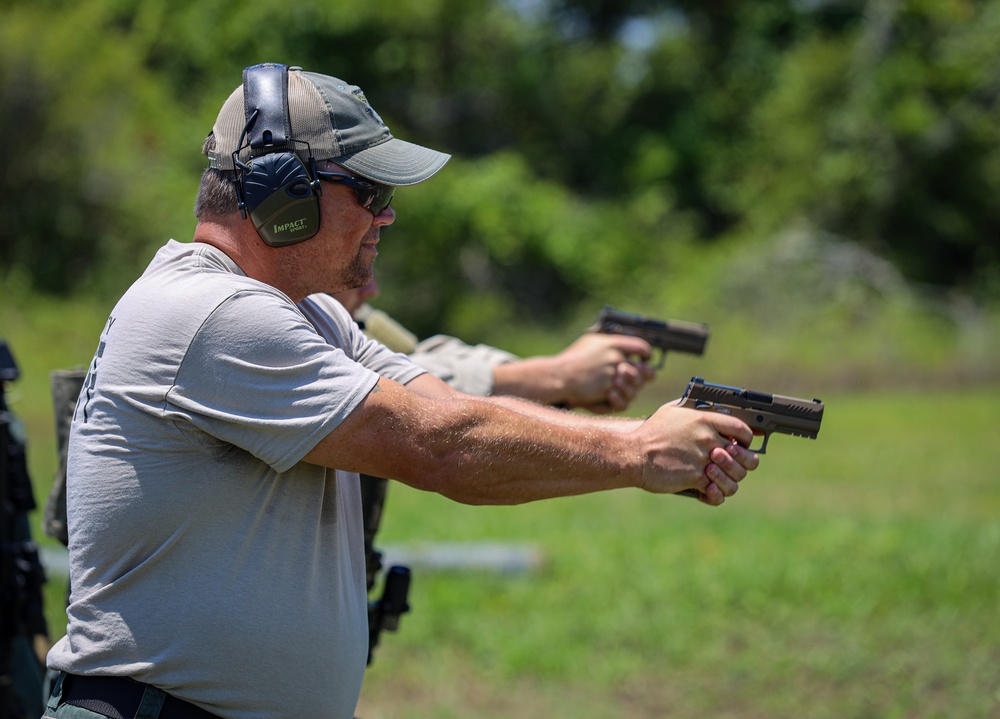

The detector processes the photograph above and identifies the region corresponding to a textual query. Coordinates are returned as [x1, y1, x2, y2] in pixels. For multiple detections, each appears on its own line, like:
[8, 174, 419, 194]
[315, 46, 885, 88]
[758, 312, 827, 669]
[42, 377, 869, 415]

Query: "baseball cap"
[207, 64, 450, 186]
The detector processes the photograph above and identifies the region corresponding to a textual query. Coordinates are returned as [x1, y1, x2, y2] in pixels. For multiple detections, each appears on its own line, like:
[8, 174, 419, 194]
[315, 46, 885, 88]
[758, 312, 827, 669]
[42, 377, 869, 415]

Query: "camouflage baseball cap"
[207, 64, 450, 186]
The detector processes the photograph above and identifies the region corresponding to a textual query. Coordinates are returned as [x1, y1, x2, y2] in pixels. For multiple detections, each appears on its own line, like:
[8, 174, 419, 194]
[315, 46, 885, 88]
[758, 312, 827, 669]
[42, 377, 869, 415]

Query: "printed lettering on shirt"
[78, 315, 115, 423]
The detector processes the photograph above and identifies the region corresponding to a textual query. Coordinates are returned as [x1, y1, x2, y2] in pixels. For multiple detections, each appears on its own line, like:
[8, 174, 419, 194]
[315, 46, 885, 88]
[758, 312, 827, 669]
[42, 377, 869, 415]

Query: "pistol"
[590, 306, 709, 367]
[679, 376, 824, 454]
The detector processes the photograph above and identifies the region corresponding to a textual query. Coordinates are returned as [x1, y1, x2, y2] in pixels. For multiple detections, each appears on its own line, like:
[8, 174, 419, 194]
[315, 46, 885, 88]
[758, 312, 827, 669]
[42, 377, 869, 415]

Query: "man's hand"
[558, 333, 657, 413]
[634, 404, 760, 505]
[493, 333, 657, 413]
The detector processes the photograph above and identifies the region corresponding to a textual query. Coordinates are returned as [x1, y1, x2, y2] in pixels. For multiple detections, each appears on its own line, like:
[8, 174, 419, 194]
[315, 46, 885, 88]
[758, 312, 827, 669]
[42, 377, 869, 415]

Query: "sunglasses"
[315, 170, 395, 216]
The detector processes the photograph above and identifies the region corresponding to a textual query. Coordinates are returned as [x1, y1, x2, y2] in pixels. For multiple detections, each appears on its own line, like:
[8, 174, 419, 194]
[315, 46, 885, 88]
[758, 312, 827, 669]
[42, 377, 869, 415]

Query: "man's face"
[281, 163, 395, 301]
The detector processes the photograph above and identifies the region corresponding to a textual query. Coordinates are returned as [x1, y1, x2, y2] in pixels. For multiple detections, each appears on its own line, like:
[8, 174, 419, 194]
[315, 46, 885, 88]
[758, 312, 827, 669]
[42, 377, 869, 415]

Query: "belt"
[61, 674, 222, 719]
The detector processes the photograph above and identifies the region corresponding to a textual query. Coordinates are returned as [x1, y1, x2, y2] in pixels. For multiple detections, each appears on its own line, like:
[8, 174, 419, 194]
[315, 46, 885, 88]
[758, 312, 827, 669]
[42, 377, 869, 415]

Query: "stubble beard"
[333, 226, 379, 292]
[280, 241, 374, 302]
[339, 248, 374, 291]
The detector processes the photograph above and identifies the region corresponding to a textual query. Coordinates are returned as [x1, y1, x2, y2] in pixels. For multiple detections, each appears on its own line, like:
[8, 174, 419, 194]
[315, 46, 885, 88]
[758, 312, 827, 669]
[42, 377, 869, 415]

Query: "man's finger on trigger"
[611, 335, 653, 361]
[710, 414, 753, 448]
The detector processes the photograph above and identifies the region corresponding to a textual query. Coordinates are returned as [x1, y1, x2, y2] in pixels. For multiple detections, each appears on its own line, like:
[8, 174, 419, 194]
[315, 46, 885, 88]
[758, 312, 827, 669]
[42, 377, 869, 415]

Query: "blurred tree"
[1, 0, 998, 324]
[715, 0, 1000, 290]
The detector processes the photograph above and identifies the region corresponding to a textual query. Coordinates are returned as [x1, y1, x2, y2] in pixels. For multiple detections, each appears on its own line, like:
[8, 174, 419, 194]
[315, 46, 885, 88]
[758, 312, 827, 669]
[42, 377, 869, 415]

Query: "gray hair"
[194, 134, 240, 219]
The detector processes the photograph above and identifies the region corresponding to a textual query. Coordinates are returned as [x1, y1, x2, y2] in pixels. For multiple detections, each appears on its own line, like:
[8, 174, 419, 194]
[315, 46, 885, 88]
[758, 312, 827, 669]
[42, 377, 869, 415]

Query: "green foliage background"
[2, 0, 1000, 353]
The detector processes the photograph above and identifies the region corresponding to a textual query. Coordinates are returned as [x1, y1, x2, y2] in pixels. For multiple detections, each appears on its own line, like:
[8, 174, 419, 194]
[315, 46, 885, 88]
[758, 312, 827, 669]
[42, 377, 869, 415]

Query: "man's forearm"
[484, 394, 640, 433]
[305, 378, 644, 505]
[406, 366, 640, 433]
[491, 356, 572, 406]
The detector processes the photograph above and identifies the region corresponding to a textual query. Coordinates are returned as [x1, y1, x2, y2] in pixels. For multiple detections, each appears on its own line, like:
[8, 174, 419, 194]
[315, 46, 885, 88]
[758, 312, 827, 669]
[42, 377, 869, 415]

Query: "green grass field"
[350, 388, 1000, 719]
[4, 293, 999, 718]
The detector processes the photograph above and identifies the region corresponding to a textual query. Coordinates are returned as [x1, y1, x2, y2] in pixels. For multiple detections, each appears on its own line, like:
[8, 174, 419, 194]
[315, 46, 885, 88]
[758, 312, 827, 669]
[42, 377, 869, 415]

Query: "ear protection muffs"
[232, 63, 322, 247]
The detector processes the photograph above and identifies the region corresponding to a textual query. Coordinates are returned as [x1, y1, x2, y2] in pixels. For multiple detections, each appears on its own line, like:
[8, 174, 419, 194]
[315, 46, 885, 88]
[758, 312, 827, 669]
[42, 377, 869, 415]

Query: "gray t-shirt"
[47, 240, 423, 719]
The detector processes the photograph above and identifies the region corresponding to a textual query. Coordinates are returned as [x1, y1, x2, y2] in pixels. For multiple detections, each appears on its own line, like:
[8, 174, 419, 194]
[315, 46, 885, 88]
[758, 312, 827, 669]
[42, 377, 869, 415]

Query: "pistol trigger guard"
[653, 350, 667, 369]
[748, 432, 770, 454]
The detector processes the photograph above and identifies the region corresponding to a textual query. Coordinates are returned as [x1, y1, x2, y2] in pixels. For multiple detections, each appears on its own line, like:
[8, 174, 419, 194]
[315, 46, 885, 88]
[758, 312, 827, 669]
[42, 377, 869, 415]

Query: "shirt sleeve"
[298, 294, 427, 386]
[164, 290, 379, 473]
[408, 335, 519, 397]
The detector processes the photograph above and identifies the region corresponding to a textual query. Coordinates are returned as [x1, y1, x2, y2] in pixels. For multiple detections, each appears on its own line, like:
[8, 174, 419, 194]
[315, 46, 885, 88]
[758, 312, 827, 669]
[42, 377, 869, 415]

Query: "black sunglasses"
[315, 170, 395, 216]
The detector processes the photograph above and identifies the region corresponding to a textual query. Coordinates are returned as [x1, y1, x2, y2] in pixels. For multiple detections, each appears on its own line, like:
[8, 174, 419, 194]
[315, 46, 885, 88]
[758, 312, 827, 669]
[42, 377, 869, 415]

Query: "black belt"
[61, 674, 222, 719]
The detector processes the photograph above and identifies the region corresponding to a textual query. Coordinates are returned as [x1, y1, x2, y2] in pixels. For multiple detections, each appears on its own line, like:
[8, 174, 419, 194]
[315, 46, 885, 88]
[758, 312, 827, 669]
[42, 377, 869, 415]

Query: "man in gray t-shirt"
[45, 63, 759, 719]
[50, 241, 408, 719]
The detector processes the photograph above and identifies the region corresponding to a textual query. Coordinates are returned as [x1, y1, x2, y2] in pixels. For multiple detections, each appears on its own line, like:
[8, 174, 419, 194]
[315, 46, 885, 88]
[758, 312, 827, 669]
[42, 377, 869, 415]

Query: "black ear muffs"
[241, 153, 321, 247]
[233, 63, 322, 247]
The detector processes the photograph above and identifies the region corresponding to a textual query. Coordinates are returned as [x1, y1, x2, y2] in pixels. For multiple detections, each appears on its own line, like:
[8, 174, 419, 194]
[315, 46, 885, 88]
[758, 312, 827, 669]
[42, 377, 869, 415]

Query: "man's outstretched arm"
[303, 377, 758, 506]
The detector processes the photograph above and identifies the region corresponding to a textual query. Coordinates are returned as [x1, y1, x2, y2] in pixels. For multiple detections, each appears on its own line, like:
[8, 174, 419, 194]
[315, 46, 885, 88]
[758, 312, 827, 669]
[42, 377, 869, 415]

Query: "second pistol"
[590, 306, 709, 368]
